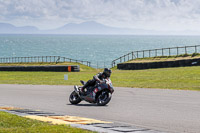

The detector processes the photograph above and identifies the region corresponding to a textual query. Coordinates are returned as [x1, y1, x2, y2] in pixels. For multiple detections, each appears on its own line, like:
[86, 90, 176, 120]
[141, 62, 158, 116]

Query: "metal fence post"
[149, 50, 151, 57]
[195, 46, 197, 53]
[143, 51, 144, 58]
[155, 49, 157, 57]
[185, 46, 187, 54]
[177, 47, 179, 55]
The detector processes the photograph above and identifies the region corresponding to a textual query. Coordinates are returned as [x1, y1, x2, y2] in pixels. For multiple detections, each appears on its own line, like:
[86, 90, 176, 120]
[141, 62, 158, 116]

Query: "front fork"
[74, 85, 81, 97]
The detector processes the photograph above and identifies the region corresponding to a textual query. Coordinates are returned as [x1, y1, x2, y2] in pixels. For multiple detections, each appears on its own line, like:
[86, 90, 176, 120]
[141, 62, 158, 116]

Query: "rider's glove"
[99, 80, 105, 84]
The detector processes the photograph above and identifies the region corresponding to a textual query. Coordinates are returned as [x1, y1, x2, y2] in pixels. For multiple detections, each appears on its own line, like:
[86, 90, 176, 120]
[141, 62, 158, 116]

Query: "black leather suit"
[82, 72, 108, 89]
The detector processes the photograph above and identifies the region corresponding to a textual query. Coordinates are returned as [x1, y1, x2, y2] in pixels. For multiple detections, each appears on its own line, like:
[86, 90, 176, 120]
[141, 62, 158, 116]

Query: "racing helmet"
[103, 68, 112, 77]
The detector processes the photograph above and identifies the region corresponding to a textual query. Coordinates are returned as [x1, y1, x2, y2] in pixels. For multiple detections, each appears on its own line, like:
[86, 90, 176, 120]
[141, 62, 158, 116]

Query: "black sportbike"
[69, 78, 114, 106]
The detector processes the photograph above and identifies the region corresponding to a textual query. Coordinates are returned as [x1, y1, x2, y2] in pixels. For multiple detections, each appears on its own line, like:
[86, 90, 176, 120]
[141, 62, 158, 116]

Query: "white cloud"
[0, 0, 200, 31]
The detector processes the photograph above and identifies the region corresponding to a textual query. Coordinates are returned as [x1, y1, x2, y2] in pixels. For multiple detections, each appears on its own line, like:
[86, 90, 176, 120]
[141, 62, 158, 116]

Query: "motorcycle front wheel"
[69, 91, 81, 104]
[96, 91, 112, 106]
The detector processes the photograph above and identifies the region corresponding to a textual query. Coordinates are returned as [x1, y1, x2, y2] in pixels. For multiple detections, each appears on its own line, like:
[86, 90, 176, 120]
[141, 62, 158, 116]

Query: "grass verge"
[112, 66, 200, 91]
[0, 111, 94, 133]
[126, 53, 200, 63]
[0, 66, 200, 90]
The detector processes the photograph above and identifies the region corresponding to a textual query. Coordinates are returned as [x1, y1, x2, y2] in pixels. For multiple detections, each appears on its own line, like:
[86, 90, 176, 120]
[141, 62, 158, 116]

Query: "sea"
[0, 34, 200, 68]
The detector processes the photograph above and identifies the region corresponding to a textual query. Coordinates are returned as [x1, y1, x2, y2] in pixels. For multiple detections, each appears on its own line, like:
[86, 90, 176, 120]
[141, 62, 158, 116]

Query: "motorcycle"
[69, 78, 114, 106]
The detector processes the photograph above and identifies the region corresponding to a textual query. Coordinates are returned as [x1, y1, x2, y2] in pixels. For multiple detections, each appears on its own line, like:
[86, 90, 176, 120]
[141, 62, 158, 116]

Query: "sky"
[0, 0, 200, 31]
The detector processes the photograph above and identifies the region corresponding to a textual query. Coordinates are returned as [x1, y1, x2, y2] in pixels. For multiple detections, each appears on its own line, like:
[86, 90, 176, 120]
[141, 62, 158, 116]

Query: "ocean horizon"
[1, 34, 200, 68]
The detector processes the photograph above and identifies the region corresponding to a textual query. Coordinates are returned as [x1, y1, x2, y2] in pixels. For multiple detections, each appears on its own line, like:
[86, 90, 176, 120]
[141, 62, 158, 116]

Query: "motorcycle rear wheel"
[96, 91, 112, 106]
[69, 91, 81, 104]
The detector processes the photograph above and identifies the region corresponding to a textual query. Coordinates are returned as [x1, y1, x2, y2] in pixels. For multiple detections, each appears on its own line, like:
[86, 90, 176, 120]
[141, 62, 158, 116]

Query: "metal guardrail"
[112, 45, 200, 67]
[0, 56, 91, 67]
[1, 45, 199, 69]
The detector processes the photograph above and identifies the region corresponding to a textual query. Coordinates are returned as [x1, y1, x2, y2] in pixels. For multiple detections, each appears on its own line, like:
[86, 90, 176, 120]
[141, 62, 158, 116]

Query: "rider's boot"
[80, 82, 90, 95]
[80, 87, 86, 95]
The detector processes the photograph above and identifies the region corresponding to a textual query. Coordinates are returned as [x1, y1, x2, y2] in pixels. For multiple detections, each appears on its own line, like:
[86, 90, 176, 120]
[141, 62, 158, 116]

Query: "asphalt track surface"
[0, 84, 200, 133]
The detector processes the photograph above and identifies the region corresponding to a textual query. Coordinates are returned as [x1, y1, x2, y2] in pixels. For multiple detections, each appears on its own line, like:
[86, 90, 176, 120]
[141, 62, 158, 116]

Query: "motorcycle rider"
[80, 68, 112, 94]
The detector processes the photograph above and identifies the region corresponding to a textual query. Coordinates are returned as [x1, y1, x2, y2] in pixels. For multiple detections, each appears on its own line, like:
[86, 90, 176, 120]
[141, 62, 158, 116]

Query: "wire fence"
[112, 45, 200, 67]
[89, 61, 112, 69]
[1, 45, 199, 69]
[0, 56, 91, 67]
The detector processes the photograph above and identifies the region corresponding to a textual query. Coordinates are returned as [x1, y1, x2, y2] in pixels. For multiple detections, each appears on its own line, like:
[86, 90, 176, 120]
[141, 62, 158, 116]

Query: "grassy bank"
[126, 53, 200, 63]
[0, 111, 94, 133]
[112, 66, 200, 91]
[0, 65, 200, 90]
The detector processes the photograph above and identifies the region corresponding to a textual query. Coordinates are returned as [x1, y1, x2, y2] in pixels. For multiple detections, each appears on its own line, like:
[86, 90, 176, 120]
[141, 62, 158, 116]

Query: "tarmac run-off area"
[0, 84, 200, 133]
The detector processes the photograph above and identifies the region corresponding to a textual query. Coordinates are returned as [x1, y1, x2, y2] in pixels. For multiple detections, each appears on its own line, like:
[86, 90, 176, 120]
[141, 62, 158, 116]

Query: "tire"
[96, 91, 112, 106]
[69, 91, 81, 104]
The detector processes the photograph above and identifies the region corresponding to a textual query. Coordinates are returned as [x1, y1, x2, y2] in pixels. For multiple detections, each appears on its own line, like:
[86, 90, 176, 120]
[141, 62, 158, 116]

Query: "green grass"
[0, 111, 94, 133]
[0, 66, 200, 90]
[0, 71, 99, 86]
[111, 66, 200, 91]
